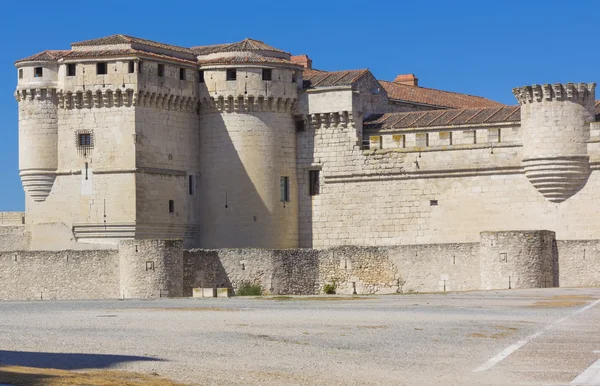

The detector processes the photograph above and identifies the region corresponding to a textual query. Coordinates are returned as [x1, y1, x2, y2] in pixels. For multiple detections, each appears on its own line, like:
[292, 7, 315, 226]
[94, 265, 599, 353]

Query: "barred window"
[78, 133, 92, 147]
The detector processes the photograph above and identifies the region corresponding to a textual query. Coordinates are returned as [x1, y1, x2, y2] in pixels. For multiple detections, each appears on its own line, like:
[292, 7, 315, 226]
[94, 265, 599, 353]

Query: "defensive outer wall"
[0, 229, 598, 300]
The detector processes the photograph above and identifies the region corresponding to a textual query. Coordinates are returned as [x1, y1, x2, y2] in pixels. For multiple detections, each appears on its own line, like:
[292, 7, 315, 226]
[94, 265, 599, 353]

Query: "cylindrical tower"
[14, 57, 60, 202]
[196, 40, 302, 248]
[480, 231, 556, 290]
[119, 239, 184, 298]
[513, 82, 596, 203]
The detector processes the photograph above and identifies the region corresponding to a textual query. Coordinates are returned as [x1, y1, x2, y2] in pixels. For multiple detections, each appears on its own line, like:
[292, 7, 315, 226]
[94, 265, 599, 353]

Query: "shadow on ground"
[0, 350, 163, 370]
[0, 350, 171, 385]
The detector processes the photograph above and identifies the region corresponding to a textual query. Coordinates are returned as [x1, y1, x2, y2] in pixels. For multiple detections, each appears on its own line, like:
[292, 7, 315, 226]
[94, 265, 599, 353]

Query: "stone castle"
[2, 34, 599, 299]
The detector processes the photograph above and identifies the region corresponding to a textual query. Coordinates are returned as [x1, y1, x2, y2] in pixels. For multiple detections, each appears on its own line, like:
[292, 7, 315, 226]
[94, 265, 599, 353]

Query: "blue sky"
[0, 0, 597, 210]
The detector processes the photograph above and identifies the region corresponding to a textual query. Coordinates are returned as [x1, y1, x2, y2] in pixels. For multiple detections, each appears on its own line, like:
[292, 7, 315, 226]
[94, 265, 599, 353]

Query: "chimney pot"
[394, 74, 418, 87]
[291, 54, 312, 70]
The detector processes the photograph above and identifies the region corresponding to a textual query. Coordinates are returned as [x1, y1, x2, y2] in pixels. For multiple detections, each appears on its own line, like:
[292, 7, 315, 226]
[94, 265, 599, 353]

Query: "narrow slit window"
[309, 170, 320, 196]
[291, 71, 296, 83]
[188, 175, 194, 196]
[67, 63, 76, 77]
[18, 69, 23, 79]
[169, 200, 175, 214]
[34, 67, 43, 77]
[96, 63, 107, 75]
[198, 70, 204, 83]
[128, 61, 135, 73]
[280, 176, 290, 202]
[295, 118, 305, 132]
[226, 69, 236, 81]
[262, 68, 272, 81]
[179, 68, 186, 80]
[158, 64, 165, 77]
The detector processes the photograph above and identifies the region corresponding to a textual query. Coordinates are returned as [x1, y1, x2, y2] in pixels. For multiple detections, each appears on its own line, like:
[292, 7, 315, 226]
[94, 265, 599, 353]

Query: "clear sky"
[0, 0, 597, 211]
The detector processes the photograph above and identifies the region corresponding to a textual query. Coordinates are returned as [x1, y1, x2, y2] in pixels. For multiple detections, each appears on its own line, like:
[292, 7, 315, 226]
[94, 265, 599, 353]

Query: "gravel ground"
[0, 288, 599, 385]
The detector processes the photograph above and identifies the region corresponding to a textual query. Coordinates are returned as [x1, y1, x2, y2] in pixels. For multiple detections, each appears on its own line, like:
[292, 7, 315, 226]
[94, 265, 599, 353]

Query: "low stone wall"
[0, 249, 119, 300]
[0, 231, 598, 300]
[557, 240, 600, 288]
[184, 243, 480, 296]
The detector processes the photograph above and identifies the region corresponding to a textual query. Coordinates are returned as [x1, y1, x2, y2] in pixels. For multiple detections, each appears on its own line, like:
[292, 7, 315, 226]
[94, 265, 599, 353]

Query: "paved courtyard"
[0, 288, 599, 385]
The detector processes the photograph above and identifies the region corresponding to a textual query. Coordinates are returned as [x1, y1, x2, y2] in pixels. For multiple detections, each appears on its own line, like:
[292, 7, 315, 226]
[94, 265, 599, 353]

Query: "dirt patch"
[527, 295, 595, 308]
[140, 307, 240, 312]
[263, 296, 371, 301]
[470, 325, 519, 339]
[0, 365, 184, 386]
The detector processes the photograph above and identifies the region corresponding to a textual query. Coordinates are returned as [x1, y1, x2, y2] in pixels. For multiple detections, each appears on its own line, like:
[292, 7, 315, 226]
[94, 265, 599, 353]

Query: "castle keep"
[3, 35, 600, 299]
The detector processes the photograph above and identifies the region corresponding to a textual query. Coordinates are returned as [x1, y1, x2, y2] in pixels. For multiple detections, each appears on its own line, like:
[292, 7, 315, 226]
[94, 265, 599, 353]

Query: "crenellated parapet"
[14, 88, 58, 104]
[513, 82, 596, 107]
[15, 88, 199, 112]
[199, 95, 297, 114]
[305, 111, 356, 130]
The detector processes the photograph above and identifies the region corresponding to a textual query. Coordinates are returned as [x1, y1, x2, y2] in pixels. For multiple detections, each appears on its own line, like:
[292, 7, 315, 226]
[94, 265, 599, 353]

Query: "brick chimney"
[291, 54, 312, 69]
[393, 74, 419, 87]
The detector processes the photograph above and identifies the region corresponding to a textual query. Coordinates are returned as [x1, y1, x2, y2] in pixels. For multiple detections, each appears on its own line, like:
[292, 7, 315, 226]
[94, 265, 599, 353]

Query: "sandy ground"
[0, 288, 599, 385]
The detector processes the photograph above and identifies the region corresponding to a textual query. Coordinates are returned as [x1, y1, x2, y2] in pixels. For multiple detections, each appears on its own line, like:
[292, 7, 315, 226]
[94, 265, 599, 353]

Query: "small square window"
[34, 67, 43, 78]
[158, 64, 164, 77]
[67, 63, 76, 77]
[262, 68, 272, 81]
[78, 133, 92, 147]
[226, 69, 236, 81]
[18, 69, 23, 79]
[430, 200, 438, 206]
[179, 68, 186, 80]
[198, 70, 204, 83]
[280, 176, 290, 202]
[169, 200, 175, 214]
[96, 63, 107, 75]
[309, 170, 320, 196]
[128, 61, 135, 74]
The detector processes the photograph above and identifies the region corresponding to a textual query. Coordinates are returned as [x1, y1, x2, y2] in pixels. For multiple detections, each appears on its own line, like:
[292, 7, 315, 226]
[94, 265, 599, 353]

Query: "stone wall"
[183, 242, 480, 296]
[557, 240, 600, 288]
[0, 249, 119, 300]
[0, 212, 25, 226]
[0, 226, 30, 252]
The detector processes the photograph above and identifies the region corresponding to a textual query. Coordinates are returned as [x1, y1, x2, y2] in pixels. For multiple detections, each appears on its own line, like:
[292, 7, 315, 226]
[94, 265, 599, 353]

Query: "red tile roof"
[15, 50, 71, 64]
[198, 52, 299, 66]
[71, 34, 193, 54]
[192, 38, 287, 55]
[379, 80, 504, 109]
[364, 106, 520, 131]
[302, 68, 369, 88]
[62, 49, 197, 65]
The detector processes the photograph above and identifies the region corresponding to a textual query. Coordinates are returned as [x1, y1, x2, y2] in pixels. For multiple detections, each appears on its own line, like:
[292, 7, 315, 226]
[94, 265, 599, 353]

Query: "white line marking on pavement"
[570, 358, 600, 385]
[473, 299, 600, 373]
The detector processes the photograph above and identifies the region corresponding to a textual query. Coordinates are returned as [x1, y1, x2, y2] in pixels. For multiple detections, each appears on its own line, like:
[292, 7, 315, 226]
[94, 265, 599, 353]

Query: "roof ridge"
[383, 79, 495, 100]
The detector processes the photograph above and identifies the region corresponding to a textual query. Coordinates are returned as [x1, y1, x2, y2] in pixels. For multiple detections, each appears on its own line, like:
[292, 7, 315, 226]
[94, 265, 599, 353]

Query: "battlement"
[513, 82, 596, 106]
[199, 95, 296, 114]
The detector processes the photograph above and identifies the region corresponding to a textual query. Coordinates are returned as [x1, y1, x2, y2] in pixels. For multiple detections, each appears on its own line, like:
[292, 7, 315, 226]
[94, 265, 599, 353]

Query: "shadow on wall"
[296, 115, 315, 248]
[199, 110, 278, 248]
[0, 349, 164, 370]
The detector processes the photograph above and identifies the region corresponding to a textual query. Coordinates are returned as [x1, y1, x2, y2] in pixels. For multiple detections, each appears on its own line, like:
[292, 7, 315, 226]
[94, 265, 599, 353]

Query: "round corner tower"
[196, 39, 302, 248]
[513, 82, 596, 203]
[14, 55, 60, 202]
